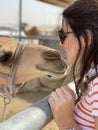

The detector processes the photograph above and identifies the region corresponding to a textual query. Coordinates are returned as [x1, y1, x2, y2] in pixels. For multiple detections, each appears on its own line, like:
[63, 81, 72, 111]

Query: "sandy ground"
[0, 91, 59, 130]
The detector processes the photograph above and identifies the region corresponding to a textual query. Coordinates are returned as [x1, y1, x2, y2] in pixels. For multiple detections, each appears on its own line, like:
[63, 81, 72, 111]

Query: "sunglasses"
[58, 29, 73, 44]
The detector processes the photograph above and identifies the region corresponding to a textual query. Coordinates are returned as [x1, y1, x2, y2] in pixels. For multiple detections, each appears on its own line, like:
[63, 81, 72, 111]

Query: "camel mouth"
[36, 65, 67, 76]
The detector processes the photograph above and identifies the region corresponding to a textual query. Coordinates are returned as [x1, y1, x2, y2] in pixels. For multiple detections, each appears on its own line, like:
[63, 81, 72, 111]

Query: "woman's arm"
[95, 116, 98, 130]
[48, 86, 80, 130]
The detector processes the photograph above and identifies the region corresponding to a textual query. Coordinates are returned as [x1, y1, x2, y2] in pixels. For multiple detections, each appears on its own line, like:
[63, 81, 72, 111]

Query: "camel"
[21, 26, 41, 36]
[0, 36, 67, 95]
[0, 36, 81, 97]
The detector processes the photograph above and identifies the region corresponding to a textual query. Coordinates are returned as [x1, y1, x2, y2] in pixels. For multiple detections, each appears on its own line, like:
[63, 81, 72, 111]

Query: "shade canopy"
[38, 0, 76, 7]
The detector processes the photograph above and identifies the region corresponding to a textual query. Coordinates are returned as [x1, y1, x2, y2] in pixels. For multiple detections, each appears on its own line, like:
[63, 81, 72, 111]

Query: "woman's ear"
[81, 29, 93, 47]
[85, 29, 93, 45]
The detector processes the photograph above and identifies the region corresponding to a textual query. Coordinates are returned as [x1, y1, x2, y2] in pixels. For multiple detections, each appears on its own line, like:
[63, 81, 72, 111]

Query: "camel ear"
[0, 51, 12, 65]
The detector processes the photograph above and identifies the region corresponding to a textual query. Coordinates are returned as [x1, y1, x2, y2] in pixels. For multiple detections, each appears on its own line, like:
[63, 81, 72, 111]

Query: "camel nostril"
[47, 75, 52, 78]
[42, 51, 61, 60]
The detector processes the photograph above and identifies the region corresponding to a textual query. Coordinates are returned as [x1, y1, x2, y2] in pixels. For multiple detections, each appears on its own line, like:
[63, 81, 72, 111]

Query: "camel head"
[0, 37, 68, 87]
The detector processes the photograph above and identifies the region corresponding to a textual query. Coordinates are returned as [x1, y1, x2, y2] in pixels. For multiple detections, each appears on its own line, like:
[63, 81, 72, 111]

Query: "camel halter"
[0, 42, 27, 121]
[0, 42, 27, 96]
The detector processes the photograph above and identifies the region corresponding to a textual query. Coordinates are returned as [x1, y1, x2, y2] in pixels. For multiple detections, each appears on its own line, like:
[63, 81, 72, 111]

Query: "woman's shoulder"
[86, 67, 98, 91]
[91, 76, 98, 89]
[87, 67, 98, 84]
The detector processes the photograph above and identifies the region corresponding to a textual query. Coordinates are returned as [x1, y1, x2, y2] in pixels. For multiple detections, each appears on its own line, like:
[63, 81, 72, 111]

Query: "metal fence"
[0, 96, 52, 130]
[0, 81, 75, 130]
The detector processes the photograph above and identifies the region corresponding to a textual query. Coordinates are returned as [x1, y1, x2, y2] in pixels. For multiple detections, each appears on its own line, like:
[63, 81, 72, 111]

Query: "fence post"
[0, 95, 53, 130]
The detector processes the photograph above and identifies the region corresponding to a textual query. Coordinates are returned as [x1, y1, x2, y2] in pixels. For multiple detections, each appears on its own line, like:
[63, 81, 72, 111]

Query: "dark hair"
[62, 0, 98, 100]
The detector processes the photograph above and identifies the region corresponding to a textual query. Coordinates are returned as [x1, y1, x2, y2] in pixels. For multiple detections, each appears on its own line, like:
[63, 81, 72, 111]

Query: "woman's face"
[60, 18, 84, 64]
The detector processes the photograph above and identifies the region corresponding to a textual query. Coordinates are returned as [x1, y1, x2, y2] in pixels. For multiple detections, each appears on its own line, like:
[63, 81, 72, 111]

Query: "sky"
[0, 0, 64, 27]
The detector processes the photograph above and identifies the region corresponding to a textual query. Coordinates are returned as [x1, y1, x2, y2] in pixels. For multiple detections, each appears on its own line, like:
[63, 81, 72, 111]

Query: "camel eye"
[0, 51, 12, 64]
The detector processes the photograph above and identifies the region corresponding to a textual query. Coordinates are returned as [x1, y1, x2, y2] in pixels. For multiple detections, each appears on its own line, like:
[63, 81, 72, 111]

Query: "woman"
[48, 0, 98, 130]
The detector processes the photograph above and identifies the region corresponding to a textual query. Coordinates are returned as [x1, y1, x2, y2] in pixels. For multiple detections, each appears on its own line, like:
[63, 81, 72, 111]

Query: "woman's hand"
[48, 86, 77, 130]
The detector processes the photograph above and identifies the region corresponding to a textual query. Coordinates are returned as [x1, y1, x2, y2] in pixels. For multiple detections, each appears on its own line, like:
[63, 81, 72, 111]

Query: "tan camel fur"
[0, 37, 81, 95]
[18, 63, 81, 93]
